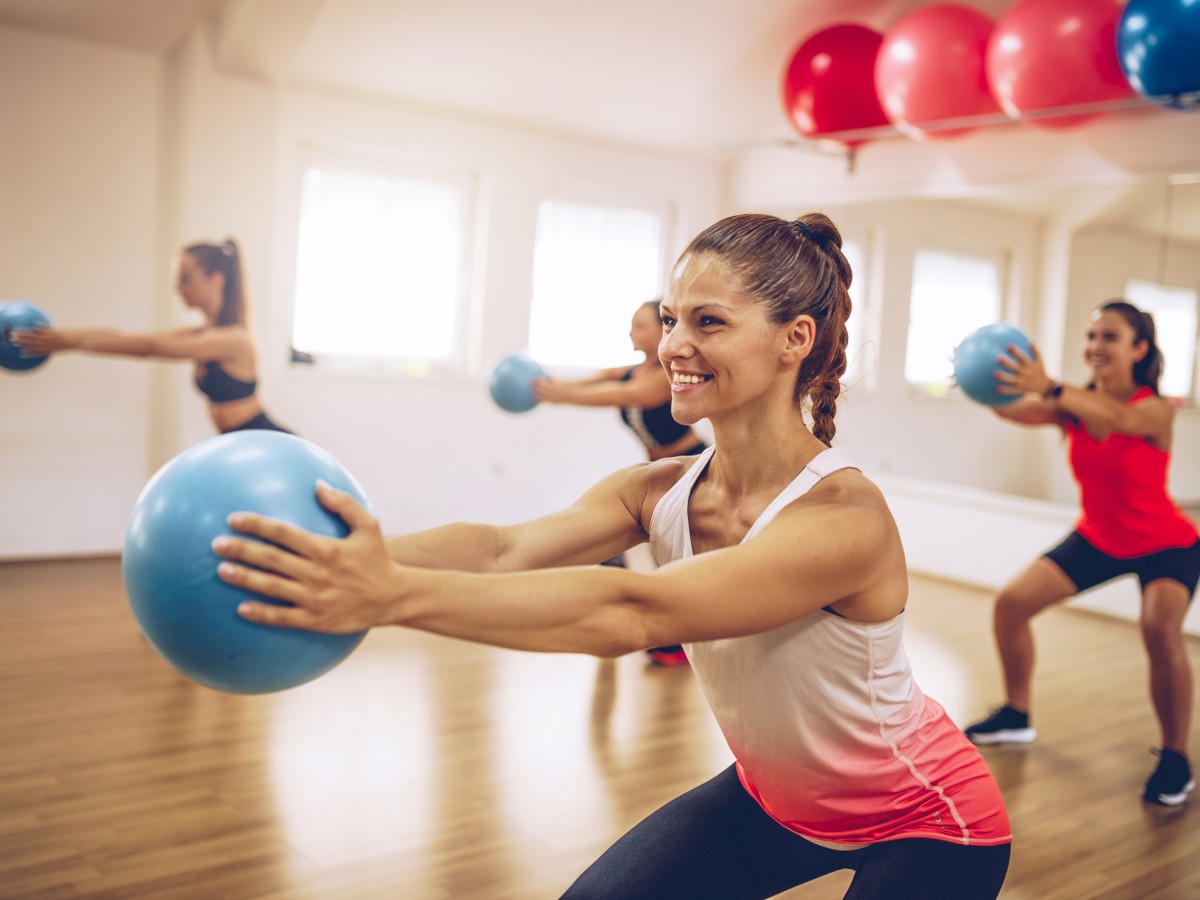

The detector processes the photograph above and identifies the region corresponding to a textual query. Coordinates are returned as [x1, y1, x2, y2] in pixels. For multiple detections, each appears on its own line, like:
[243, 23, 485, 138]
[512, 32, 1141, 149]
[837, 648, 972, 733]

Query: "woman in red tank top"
[963, 301, 1198, 807]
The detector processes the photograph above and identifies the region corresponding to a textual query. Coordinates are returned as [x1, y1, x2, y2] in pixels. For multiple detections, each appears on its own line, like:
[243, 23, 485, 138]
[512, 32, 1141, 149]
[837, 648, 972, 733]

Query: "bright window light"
[905, 249, 1005, 391]
[528, 201, 664, 369]
[292, 164, 469, 370]
[1124, 279, 1198, 400]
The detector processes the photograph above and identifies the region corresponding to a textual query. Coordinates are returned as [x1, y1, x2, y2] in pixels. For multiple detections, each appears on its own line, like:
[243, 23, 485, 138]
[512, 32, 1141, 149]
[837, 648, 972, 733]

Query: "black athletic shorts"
[1044, 531, 1200, 598]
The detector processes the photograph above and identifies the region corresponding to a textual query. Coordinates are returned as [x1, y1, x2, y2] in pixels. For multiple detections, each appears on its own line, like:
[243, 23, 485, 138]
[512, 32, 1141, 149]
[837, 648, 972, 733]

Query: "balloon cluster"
[781, 0, 1199, 151]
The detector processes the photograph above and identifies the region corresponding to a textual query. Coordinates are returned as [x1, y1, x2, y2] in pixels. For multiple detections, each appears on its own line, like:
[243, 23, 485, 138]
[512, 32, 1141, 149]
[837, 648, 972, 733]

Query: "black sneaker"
[1143, 748, 1195, 806]
[964, 705, 1037, 745]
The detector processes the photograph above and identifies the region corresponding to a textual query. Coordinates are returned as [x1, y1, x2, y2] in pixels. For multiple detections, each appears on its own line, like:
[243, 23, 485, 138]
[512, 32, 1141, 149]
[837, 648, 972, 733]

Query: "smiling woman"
[964, 299, 1200, 807]
[214, 212, 1012, 899]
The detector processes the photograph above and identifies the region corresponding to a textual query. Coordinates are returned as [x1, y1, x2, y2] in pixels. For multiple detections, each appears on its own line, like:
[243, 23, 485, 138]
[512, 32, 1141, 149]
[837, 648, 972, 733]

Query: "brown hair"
[678, 212, 852, 443]
[184, 238, 246, 327]
[1095, 299, 1163, 395]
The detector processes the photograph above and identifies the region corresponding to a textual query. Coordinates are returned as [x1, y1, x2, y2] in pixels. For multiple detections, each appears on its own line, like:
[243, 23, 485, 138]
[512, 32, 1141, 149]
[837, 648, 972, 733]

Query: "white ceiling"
[0, 0, 1016, 155]
[2, 0, 1197, 240]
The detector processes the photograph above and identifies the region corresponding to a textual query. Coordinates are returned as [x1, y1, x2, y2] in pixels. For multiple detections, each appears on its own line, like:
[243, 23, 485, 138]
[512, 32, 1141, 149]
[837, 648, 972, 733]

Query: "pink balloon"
[875, 4, 1001, 140]
[782, 23, 890, 150]
[986, 0, 1134, 129]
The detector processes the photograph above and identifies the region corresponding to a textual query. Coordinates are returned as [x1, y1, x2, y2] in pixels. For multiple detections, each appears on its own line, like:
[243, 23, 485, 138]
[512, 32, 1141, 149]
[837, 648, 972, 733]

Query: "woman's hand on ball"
[531, 377, 566, 403]
[994, 342, 1053, 396]
[9, 327, 63, 355]
[214, 480, 399, 634]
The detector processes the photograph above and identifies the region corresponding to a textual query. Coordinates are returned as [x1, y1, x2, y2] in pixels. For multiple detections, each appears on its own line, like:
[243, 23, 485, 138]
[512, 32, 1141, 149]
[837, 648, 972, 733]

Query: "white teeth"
[673, 373, 708, 384]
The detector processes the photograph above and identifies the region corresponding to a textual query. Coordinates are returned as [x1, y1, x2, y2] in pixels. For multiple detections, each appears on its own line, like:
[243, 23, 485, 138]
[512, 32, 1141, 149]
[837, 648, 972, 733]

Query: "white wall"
[0, 24, 162, 557]
[880, 475, 1200, 636]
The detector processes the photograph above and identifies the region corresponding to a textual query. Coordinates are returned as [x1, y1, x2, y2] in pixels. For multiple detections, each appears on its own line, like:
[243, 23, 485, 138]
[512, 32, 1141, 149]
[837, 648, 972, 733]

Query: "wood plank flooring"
[1, 557, 1197, 898]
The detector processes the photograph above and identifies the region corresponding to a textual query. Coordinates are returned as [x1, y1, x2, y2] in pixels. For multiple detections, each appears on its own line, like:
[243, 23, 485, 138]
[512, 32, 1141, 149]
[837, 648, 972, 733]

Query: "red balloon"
[875, 4, 1001, 140]
[782, 23, 890, 150]
[986, 0, 1134, 129]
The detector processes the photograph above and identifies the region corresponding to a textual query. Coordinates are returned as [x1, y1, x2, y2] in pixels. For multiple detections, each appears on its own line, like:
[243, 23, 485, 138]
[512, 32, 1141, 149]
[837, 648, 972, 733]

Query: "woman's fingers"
[216, 556, 306, 606]
[212, 532, 312, 583]
[224, 510, 327, 559]
[315, 480, 377, 532]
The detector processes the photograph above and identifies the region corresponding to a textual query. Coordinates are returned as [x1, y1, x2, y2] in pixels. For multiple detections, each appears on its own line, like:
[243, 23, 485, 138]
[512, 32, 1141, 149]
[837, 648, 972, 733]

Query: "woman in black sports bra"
[12, 238, 290, 434]
[532, 300, 707, 459]
[532, 299, 707, 666]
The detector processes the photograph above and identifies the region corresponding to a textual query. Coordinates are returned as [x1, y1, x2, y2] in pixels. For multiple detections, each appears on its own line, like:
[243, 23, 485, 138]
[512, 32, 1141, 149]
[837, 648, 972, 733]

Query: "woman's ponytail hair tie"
[791, 218, 816, 242]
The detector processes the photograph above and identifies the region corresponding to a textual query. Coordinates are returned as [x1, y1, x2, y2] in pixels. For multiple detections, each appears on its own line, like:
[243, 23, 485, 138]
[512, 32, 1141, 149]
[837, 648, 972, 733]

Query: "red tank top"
[1067, 386, 1198, 558]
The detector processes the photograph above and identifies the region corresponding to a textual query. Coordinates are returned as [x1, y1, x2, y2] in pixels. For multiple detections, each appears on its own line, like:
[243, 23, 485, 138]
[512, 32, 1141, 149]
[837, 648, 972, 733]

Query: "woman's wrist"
[1042, 380, 1064, 400]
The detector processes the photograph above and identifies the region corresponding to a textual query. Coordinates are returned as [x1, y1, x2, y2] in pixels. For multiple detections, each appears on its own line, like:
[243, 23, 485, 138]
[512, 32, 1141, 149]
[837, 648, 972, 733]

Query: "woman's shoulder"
[805, 465, 891, 515]
[628, 452, 708, 521]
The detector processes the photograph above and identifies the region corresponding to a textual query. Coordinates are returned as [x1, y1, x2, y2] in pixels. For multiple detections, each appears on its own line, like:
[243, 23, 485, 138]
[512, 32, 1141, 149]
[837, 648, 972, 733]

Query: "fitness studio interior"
[2, 0, 1199, 897]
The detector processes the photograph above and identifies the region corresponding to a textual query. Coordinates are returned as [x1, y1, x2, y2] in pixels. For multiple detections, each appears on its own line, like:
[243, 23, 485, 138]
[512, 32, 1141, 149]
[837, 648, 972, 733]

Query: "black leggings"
[224, 412, 293, 434]
[562, 766, 1010, 900]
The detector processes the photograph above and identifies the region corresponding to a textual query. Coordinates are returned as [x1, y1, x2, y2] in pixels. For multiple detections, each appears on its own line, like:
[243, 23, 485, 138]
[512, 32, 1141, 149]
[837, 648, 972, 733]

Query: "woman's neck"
[1094, 371, 1141, 402]
[705, 409, 825, 501]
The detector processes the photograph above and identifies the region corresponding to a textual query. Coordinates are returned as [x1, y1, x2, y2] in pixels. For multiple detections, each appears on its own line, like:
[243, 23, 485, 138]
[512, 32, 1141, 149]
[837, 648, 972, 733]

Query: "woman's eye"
[699, 316, 723, 327]
[660, 316, 675, 328]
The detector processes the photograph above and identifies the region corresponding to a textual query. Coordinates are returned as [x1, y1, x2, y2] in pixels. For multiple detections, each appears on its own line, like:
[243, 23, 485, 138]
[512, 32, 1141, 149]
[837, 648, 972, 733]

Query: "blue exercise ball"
[0, 300, 51, 372]
[953, 322, 1033, 407]
[122, 431, 370, 694]
[488, 351, 547, 413]
[1118, 0, 1200, 108]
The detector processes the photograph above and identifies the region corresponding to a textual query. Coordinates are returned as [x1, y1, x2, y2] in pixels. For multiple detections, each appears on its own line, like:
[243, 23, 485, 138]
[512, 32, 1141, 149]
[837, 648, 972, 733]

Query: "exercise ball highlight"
[489, 352, 546, 413]
[122, 431, 370, 694]
[874, 4, 1001, 140]
[986, 0, 1132, 129]
[0, 300, 51, 372]
[1118, 0, 1200, 108]
[953, 323, 1033, 407]
[781, 23, 890, 151]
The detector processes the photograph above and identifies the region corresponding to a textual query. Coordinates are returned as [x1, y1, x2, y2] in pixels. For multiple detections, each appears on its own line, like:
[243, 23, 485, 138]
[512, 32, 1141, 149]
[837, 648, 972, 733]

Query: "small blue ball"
[0, 300, 52, 372]
[953, 323, 1033, 407]
[488, 352, 547, 413]
[122, 431, 370, 694]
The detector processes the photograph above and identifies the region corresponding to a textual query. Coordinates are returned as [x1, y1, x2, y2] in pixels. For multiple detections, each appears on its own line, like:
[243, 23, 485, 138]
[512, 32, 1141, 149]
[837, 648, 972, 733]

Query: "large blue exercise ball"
[1118, 0, 1200, 108]
[122, 431, 370, 694]
[953, 322, 1033, 407]
[0, 300, 51, 372]
[488, 352, 546, 413]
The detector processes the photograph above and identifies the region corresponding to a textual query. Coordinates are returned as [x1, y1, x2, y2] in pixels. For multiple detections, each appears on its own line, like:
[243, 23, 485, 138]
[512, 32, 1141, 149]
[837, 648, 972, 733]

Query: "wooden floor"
[1, 557, 1198, 899]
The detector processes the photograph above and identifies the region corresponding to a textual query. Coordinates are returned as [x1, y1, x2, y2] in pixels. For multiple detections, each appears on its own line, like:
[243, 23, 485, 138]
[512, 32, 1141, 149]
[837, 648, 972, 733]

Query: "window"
[1125, 279, 1198, 400]
[527, 200, 665, 369]
[905, 248, 1006, 394]
[291, 158, 473, 373]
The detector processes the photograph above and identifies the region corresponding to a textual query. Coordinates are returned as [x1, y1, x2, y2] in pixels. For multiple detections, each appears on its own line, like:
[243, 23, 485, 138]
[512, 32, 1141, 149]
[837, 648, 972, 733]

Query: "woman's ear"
[780, 315, 816, 365]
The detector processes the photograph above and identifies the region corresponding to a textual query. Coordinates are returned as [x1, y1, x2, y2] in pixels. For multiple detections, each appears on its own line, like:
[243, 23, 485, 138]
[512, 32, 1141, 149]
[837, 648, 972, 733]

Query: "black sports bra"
[195, 361, 256, 403]
[618, 367, 691, 449]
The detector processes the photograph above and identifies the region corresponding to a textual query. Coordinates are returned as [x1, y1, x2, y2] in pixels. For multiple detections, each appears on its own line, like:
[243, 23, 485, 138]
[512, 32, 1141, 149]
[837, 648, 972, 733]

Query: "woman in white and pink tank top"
[216, 213, 1011, 898]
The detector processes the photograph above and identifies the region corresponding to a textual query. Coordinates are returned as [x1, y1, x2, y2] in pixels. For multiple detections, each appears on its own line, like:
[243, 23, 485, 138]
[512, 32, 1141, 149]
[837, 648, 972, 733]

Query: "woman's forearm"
[384, 522, 514, 572]
[15, 327, 158, 357]
[59, 329, 159, 356]
[392, 564, 650, 656]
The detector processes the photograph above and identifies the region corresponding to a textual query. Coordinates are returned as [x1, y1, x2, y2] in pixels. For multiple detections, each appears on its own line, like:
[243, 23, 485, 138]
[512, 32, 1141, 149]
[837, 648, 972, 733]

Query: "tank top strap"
[743, 447, 858, 543]
[648, 445, 714, 563]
